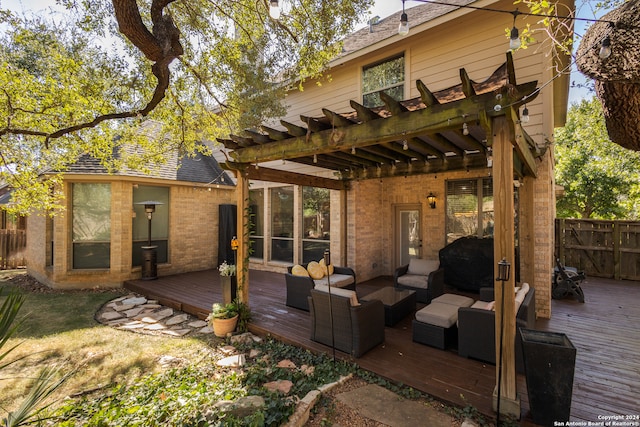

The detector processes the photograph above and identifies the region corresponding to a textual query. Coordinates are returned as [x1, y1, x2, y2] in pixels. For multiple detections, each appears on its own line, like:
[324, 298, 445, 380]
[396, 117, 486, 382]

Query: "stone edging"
[282, 374, 353, 427]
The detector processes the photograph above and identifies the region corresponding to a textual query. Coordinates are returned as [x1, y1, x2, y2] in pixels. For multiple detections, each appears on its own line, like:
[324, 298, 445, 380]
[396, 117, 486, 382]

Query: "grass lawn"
[0, 272, 216, 416]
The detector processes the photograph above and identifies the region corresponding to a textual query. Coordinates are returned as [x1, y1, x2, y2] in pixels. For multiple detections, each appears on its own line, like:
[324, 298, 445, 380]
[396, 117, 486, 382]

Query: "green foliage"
[0, 0, 373, 214]
[0, 287, 72, 427]
[48, 337, 357, 426]
[554, 97, 640, 219]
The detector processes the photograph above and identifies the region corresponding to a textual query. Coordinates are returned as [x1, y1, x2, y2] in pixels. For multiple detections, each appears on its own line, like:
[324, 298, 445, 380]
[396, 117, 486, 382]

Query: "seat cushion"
[415, 302, 459, 328]
[396, 274, 429, 289]
[470, 300, 495, 311]
[314, 274, 355, 289]
[314, 284, 359, 306]
[407, 258, 439, 276]
[432, 293, 475, 307]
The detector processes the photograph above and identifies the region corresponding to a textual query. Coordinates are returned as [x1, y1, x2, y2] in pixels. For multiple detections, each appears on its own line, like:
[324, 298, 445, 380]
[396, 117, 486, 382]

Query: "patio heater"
[136, 200, 163, 280]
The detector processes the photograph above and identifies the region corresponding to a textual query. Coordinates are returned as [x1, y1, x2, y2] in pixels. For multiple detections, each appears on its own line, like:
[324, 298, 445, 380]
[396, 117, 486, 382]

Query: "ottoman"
[412, 294, 474, 349]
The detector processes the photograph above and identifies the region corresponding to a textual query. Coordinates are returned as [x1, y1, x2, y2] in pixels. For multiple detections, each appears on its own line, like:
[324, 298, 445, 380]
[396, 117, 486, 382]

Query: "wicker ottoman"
[412, 294, 474, 349]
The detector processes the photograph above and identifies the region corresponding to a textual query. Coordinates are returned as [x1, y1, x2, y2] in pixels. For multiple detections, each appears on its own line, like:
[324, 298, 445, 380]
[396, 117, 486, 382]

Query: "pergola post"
[235, 169, 250, 304]
[491, 116, 520, 418]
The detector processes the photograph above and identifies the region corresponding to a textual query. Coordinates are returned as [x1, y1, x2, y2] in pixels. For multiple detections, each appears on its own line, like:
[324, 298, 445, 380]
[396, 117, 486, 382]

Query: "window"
[132, 186, 169, 266]
[446, 178, 494, 244]
[362, 54, 405, 108]
[249, 189, 264, 259]
[302, 186, 330, 263]
[270, 186, 294, 263]
[72, 183, 111, 268]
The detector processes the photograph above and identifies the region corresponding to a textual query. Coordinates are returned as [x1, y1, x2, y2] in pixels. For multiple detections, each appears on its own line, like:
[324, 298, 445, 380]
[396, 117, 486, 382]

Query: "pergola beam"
[231, 82, 537, 164]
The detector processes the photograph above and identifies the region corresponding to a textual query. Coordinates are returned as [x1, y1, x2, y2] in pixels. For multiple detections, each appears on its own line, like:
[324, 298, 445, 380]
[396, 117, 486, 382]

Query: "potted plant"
[207, 302, 239, 337]
[218, 261, 236, 304]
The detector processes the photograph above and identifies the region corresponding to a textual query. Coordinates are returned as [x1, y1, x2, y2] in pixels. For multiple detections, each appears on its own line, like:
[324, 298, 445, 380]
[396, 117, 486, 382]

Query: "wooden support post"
[235, 170, 250, 305]
[491, 116, 520, 418]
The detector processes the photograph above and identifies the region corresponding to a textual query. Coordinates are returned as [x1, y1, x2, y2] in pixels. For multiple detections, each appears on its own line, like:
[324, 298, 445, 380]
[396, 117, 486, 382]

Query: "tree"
[554, 96, 640, 219]
[576, 0, 640, 151]
[0, 0, 373, 214]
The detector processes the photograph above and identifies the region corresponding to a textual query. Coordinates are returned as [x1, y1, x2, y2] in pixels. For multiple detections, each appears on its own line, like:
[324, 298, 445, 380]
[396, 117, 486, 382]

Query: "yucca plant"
[0, 287, 72, 427]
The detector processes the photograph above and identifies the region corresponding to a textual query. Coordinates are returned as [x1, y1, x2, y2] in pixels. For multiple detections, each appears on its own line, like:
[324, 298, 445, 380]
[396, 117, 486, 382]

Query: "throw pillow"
[318, 258, 334, 275]
[291, 264, 309, 277]
[307, 261, 325, 280]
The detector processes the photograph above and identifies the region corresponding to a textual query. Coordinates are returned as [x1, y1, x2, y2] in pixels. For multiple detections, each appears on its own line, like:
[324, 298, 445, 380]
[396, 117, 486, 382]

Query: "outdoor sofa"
[393, 258, 445, 303]
[308, 287, 385, 358]
[285, 263, 356, 311]
[457, 284, 536, 373]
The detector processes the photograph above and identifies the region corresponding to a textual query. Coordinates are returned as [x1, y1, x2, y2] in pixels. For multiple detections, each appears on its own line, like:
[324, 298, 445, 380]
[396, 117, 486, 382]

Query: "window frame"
[362, 53, 405, 108]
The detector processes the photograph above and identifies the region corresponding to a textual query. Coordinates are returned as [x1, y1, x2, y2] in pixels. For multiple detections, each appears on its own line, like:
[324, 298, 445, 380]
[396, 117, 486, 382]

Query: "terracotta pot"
[212, 314, 238, 337]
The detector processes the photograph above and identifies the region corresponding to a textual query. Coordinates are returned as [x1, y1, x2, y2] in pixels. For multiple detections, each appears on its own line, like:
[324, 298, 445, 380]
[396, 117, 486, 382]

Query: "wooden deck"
[125, 271, 640, 425]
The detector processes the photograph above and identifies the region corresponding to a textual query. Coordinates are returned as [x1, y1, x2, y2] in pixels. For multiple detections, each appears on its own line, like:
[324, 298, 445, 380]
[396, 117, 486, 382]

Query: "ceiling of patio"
[219, 52, 542, 186]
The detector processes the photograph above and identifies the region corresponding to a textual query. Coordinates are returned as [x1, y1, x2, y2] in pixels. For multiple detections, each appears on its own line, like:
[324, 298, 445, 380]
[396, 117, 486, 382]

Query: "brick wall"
[26, 178, 235, 289]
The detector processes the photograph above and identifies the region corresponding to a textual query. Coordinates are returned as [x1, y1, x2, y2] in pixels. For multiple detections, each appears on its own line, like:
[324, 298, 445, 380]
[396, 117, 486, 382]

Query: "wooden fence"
[0, 229, 26, 270]
[555, 219, 640, 281]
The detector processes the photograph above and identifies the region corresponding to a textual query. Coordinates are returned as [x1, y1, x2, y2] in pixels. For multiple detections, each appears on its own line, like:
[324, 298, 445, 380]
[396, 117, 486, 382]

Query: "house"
[217, 0, 573, 417]
[26, 145, 235, 289]
[223, 0, 572, 316]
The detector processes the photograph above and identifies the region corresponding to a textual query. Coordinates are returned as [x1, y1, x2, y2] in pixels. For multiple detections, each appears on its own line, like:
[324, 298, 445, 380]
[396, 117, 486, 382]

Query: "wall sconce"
[426, 192, 436, 209]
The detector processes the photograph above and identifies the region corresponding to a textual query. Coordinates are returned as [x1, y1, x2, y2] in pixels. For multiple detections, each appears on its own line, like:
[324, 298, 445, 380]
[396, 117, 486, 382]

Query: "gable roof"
[66, 148, 234, 186]
[336, 0, 478, 64]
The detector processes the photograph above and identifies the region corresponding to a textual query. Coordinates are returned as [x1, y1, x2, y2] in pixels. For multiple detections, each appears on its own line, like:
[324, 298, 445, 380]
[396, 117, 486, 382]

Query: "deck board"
[125, 271, 640, 425]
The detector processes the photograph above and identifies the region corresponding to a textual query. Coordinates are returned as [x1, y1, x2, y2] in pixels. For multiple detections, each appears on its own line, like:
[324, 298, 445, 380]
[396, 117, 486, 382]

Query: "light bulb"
[398, 13, 409, 36]
[494, 104, 502, 112]
[313, 153, 318, 163]
[599, 36, 611, 60]
[269, 1, 281, 20]
[351, 146, 356, 154]
[509, 26, 521, 50]
[402, 140, 409, 150]
[521, 106, 530, 123]
[462, 122, 469, 135]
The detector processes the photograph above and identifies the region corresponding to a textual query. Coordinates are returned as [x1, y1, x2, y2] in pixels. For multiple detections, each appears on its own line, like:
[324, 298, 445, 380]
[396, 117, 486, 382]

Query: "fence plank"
[556, 219, 640, 281]
[0, 229, 26, 269]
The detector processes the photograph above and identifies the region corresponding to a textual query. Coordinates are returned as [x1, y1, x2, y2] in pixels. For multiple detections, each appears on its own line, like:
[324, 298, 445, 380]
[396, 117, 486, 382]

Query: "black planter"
[520, 328, 576, 426]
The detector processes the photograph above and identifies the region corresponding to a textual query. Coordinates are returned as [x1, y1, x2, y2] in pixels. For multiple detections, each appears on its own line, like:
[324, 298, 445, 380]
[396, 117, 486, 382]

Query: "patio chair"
[393, 258, 445, 303]
[553, 258, 586, 303]
[308, 288, 385, 358]
[285, 264, 356, 311]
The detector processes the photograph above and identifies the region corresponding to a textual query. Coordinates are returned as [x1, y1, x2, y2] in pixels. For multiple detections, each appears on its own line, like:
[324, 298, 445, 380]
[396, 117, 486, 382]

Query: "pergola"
[221, 51, 541, 417]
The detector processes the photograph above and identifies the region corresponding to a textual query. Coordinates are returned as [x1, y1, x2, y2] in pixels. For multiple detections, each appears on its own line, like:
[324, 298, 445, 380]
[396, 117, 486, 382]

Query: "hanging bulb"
[255, 163, 259, 170]
[351, 146, 356, 154]
[398, 0, 409, 36]
[521, 106, 530, 123]
[509, 26, 521, 50]
[462, 122, 469, 136]
[398, 12, 409, 36]
[313, 153, 318, 163]
[599, 36, 612, 60]
[402, 140, 409, 150]
[269, 0, 281, 20]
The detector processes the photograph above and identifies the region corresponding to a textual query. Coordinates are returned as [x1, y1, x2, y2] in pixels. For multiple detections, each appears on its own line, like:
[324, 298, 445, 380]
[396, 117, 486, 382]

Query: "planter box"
[520, 328, 576, 426]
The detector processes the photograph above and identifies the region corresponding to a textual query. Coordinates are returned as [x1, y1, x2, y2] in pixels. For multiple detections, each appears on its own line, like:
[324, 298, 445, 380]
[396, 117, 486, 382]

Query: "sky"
[3, 0, 609, 105]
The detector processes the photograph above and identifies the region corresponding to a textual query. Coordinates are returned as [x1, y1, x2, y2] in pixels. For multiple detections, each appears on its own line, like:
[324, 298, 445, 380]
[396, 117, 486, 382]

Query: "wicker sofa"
[393, 258, 445, 304]
[457, 285, 536, 373]
[308, 287, 385, 358]
[285, 264, 356, 311]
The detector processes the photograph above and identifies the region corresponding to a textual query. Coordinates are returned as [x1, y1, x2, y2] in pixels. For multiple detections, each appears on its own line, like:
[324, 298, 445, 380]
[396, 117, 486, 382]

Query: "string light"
[462, 122, 469, 135]
[269, 0, 281, 20]
[398, 0, 410, 36]
[351, 146, 356, 154]
[599, 36, 612, 59]
[402, 140, 409, 150]
[509, 10, 521, 50]
[521, 105, 530, 123]
[400, 0, 624, 56]
[313, 153, 318, 163]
